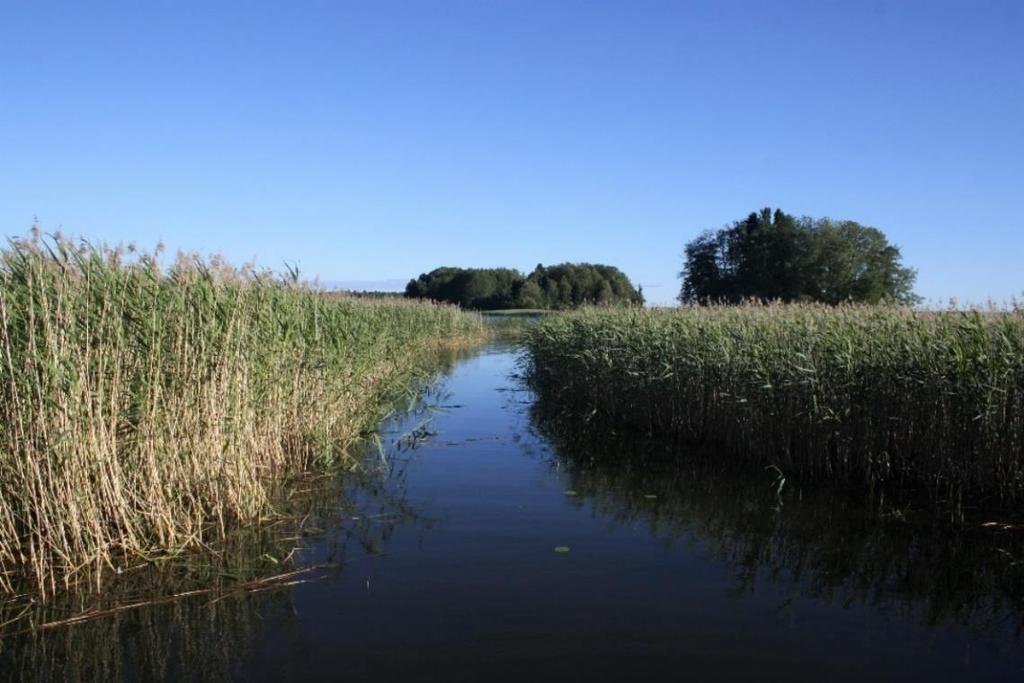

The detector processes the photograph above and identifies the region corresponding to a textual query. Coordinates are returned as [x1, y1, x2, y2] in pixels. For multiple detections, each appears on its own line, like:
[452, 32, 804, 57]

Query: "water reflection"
[531, 400, 1024, 645]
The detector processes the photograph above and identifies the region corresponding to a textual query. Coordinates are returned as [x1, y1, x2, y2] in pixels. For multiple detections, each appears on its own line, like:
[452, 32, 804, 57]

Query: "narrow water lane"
[236, 343, 1024, 682]
[4, 343, 1023, 682]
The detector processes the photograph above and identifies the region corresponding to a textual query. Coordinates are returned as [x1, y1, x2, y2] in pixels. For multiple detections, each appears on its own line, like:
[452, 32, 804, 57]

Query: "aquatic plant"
[531, 406, 1024, 642]
[0, 232, 484, 597]
[525, 304, 1024, 508]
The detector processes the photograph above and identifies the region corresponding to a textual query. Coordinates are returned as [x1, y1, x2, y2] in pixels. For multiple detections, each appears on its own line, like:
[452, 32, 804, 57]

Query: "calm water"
[3, 343, 1024, 681]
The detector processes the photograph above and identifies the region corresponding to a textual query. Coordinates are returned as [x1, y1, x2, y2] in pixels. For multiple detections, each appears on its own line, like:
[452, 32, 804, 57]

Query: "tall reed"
[525, 304, 1024, 508]
[0, 233, 484, 597]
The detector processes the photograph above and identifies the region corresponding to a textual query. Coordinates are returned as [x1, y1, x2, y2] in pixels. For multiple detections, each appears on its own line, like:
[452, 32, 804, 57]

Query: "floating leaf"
[564, 490, 578, 496]
[553, 545, 571, 553]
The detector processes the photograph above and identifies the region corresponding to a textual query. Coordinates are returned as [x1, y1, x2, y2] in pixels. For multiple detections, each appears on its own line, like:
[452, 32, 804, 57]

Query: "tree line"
[405, 263, 644, 310]
[405, 208, 917, 310]
[680, 208, 918, 305]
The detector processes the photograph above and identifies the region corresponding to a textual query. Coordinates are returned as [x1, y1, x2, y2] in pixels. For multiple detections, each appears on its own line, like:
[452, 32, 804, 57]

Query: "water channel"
[2, 343, 1023, 681]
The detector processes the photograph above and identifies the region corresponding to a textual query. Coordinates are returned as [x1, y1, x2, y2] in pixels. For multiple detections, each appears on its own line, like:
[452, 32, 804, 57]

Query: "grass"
[0, 232, 485, 598]
[525, 303, 1024, 509]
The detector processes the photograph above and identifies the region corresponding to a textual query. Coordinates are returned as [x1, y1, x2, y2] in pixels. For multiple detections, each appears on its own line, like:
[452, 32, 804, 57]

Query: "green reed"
[525, 304, 1024, 508]
[0, 233, 484, 597]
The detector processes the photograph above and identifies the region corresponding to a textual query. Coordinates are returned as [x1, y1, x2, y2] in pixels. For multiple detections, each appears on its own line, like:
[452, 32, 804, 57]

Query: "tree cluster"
[405, 263, 644, 310]
[680, 208, 918, 305]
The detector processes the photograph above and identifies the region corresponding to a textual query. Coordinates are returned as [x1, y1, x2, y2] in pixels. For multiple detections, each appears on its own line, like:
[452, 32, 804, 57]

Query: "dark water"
[3, 343, 1024, 681]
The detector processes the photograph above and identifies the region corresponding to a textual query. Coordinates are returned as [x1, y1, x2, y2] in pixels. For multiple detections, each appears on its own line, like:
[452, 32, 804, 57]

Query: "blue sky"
[1, 1, 1021, 305]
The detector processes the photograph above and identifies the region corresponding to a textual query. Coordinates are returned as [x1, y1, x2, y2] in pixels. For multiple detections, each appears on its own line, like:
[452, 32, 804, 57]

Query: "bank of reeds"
[525, 304, 1024, 508]
[0, 233, 484, 597]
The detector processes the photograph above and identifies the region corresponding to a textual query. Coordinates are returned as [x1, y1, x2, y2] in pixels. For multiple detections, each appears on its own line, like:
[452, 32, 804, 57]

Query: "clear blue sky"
[1, 1, 1021, 305]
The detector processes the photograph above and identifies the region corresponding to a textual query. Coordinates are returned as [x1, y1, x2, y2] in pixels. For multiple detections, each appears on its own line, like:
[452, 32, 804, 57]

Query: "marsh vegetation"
[1, 225, 1022, 679]
[4, 343, 1022, 681]
[526, 304, 1024, 511]
[0, 234, 484, 599]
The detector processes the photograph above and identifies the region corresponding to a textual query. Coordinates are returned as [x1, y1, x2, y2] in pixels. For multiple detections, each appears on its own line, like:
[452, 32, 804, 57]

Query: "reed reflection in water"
[531, 399, 1024, 649]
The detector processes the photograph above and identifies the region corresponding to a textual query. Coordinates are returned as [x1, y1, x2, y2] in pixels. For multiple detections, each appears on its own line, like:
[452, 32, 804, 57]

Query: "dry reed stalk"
[0, 233, 484, 598]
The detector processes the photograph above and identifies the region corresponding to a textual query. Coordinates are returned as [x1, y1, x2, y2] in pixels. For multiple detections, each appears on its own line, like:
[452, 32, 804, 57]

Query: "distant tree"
[680, 232, 728, 303]
[405, 266, 460, 301]
[405, 263, 643, 310]
[526, 263, 644, 310]
[679, 208, 918, 305]
[557, 278, 574, 308]
[516, 279, 544, 309]
[805, 219, 919, 305]
[543, 278, 559, 305]
[405, 267, 520, 309]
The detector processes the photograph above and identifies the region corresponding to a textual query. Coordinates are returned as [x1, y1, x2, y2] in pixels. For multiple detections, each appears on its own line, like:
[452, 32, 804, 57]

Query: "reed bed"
[0, 234, 484, 597]
[525, 304, 1024, 508]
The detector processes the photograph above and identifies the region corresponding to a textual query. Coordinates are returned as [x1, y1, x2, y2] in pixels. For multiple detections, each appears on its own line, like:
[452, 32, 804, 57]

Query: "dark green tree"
[516, 279, 544, 309]
[805, 219, 919, 304]
[524, 263, 644, 309]
[679, 208, 918, 305]
[405, 263, 643, 310]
